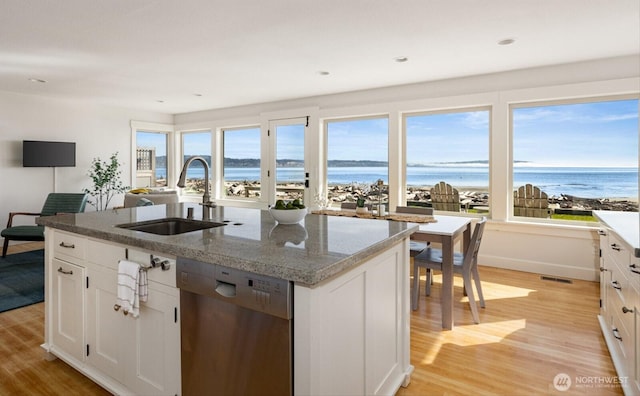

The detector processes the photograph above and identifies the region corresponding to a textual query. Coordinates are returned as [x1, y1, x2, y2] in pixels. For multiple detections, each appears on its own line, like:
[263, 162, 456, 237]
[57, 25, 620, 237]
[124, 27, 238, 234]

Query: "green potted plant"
[353, 182, 370, 214]
[84, 152, 130, 211]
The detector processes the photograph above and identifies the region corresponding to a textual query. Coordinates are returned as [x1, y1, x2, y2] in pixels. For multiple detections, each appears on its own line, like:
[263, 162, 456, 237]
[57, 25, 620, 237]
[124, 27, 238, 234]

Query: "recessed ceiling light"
[156, 100, 165, 103]
[28, 78, 47, 83]
[318, 71, 330, 76]
[394, 56, 409, 63]
[498, 38, 515, 46]
[193, 93, 203, 97]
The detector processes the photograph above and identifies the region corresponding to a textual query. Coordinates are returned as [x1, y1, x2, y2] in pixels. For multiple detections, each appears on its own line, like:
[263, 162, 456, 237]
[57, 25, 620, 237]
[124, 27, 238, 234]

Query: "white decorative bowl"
[269, 207, 307, 224]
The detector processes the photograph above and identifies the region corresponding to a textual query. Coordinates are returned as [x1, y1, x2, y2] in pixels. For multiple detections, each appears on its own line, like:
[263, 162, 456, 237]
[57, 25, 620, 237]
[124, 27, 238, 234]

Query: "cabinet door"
[632, 260, 640, 394]
[598, 229, 609, 317]
[85, 265, 130, 382]
[126, 286, 181, 396]
[51, 258, 85, 361]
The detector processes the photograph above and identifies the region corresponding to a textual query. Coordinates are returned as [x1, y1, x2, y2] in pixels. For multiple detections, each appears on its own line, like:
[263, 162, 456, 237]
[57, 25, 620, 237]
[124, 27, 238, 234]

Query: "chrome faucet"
[177, 156, 216, 210]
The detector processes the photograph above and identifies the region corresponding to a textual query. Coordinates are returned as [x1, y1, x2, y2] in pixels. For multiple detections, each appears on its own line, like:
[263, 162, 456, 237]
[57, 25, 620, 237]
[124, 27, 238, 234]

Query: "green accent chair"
[1, 193, 88, 257]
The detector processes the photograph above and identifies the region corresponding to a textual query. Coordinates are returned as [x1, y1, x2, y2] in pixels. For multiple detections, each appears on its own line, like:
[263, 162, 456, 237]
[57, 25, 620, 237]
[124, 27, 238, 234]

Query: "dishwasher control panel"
[177, 256, 292, 320]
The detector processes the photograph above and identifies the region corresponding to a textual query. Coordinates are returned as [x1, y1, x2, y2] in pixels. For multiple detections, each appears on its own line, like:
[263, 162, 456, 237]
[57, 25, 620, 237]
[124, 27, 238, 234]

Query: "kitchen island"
[38, 203, 417, 395]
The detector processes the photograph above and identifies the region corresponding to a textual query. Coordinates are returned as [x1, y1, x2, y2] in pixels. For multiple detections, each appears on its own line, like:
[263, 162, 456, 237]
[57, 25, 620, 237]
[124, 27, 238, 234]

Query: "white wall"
[1, 56, 636, 280]
[174, 55, 640, 281]
[0, 91, 172, 232]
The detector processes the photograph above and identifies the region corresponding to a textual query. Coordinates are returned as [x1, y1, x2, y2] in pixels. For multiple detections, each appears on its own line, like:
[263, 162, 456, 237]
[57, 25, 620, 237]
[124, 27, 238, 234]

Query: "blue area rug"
[0, 249, 44, 313]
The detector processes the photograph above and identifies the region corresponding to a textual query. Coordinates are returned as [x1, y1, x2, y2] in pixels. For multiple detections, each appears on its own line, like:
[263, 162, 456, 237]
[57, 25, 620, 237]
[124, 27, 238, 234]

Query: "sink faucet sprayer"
[177, 156, 216, 217]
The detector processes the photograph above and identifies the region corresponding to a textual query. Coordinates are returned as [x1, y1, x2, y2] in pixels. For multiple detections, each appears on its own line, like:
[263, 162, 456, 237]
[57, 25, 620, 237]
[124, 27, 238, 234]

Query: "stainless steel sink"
[116, 218, 226, 235]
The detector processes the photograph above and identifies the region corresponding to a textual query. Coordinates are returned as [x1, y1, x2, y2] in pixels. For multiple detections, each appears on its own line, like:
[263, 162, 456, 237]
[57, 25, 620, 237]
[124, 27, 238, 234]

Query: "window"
[181, 131, 212, 195]
[222, 126, 261, 199]
[512, 98, 638, 220]
[404, 109, 490, 213]
[272, 119, 306, 203]
[135, 130, 169, 188]
[325, 117, 389, 207]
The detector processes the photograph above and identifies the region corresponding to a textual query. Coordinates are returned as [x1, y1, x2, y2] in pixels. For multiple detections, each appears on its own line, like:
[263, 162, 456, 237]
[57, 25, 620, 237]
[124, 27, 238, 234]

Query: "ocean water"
[160, 166, 639, 198]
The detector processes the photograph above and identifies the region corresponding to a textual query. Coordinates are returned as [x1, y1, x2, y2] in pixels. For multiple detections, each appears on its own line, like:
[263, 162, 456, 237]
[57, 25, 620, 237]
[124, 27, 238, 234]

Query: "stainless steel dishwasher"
[177, 257, 293, 396]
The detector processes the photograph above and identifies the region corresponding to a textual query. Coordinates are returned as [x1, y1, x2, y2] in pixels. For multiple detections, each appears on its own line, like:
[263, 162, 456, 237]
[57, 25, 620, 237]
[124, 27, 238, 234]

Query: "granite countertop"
[593, 210, 640, 258]
[37, 203, 418, 286]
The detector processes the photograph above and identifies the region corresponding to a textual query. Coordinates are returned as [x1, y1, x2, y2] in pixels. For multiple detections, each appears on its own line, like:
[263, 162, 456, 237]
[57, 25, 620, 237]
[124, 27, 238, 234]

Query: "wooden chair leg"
[2, 238, 8, 257]
[463, 275, 480, 324]
[472, 266, 485, 308]
[412, 264, 420, 311]
[425, 268, 432, 296]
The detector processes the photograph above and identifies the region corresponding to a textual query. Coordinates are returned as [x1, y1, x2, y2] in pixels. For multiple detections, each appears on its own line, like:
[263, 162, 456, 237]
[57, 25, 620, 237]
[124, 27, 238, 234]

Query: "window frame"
[509, 94, 639, 224]
[130, 121, 175, 189]
[180, 129, 213, 198]
[323, 114, 390, 208]
[401, 106, 492, 215]
[220, 125, 263, 202]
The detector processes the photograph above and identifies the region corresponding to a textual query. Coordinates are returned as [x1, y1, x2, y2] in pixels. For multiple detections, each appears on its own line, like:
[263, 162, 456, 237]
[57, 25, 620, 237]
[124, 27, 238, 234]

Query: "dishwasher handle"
[215, 280, 237, 298]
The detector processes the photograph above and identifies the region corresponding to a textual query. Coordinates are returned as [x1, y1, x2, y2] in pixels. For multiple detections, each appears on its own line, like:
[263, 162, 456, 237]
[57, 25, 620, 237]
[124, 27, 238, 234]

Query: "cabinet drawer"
[609, 258, 632, 307]
[612, 294, 635, 349]
[53, 231, 86, 262]
[607, 232, 632, 271]
[87, 239, 127, 270]
[629, 256, 640, 292]
[610, 313, 633, 379]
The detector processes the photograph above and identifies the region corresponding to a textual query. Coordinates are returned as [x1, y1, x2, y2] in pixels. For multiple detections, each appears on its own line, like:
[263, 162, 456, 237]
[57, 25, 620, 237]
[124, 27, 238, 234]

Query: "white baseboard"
[479, 253, 598, 282]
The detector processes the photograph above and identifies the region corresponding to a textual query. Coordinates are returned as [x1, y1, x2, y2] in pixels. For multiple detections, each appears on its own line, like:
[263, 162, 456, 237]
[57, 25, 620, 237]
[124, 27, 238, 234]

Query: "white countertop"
[594, 210, 640, 258]
[37, 203, 418, 285]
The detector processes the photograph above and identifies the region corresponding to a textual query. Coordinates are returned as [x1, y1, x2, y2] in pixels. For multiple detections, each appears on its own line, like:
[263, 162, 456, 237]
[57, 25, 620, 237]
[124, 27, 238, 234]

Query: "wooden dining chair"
[340, 202, 372, 210]
[412, 217, 487, 324]
[396, 205, 433, 257]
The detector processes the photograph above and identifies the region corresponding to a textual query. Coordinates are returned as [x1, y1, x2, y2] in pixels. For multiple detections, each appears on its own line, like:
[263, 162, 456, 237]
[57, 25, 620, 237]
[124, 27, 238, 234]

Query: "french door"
[268, 118, 307, 206]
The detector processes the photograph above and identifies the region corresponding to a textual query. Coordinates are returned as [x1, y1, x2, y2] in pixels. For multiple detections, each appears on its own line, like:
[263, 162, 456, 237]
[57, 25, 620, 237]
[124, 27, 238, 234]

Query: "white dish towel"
[116, 260, 148, 318]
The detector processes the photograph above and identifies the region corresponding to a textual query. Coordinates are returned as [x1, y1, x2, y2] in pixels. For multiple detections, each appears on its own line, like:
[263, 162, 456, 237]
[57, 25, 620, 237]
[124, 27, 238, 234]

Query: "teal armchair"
[2, 193, 88, 257]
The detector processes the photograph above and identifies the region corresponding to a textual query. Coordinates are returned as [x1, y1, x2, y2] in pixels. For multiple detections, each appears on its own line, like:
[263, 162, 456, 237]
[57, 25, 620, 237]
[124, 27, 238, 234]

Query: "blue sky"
[513, 99, 638, 167]
[138, 98, 638, 167]
[406, 111, 489, 165]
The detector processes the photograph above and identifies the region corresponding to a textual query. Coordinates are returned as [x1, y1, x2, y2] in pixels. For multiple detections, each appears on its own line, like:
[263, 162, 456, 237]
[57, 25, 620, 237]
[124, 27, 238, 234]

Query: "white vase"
[355, 206, 368, 214]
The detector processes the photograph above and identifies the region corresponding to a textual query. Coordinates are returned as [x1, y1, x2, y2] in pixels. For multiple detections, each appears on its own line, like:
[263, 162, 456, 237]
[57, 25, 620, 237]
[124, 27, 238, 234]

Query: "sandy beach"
[220, 180, 638, 212]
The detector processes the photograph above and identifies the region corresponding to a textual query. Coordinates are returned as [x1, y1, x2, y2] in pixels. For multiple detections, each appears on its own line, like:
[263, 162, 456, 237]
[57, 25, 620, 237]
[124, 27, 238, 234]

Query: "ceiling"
[1, 0, 638, 115]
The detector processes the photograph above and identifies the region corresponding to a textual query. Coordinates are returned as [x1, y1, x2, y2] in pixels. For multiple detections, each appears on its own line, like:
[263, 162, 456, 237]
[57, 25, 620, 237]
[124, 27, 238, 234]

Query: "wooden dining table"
[410, 215, 474, 330]
[312, 209, 474, 330]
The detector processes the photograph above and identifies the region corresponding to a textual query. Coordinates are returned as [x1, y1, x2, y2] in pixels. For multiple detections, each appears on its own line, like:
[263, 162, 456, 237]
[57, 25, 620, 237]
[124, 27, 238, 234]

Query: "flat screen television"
[23, 140, 76, 167]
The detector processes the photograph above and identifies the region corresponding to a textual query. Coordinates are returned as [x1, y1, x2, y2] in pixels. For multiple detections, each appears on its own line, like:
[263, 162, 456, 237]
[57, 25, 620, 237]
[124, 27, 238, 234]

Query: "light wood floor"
[0, 242, 621, 395]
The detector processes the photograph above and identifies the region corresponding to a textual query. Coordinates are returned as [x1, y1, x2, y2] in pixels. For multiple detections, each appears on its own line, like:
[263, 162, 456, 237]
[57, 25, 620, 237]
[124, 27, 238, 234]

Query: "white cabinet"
[125, 283, 180, 396]
[85, 263, 128, 381]
[294, 240, 412, 395]
[50, 258, 85, 362]
[48, 230, 87, 362]
[43, 229, 181, 396]
[598, 227, 640, 395]
[85, 263, 180, 395]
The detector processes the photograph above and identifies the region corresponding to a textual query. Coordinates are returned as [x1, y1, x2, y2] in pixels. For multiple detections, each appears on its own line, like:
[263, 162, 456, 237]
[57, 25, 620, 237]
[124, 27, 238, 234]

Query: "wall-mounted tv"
[23, 140, 76, 167]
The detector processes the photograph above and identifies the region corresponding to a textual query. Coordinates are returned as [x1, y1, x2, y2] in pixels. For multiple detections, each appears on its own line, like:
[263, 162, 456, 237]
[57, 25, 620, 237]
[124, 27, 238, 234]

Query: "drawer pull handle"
[600, 267, 607, 272]
[59, 242, 75, 249]
[613, 328, 622, 341]
[611, 243, 621, 252]
[629, 264, 640, 275]
[611, 280, 622, 290]
[57, 267, 73, 275]
[598, 230, 607, 236]
[623, 306, 634, 314]
[114, 304, 121, 312]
